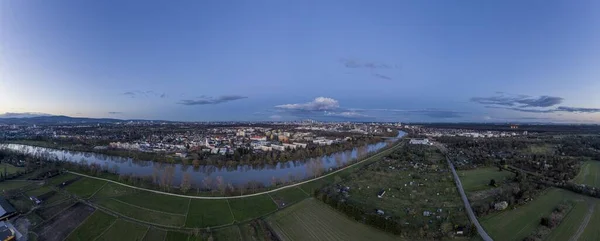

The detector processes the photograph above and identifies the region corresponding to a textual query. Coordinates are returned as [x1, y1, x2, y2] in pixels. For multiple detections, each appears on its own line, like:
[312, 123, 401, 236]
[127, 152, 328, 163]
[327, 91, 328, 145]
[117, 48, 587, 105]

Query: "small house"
[376, 209, 385, 215]
[423, 211, 431, 217]
[377, 189, 386, 198]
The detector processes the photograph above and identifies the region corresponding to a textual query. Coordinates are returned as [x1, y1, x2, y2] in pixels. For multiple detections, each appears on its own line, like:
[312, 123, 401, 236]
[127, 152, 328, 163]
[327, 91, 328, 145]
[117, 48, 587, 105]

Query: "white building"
[293, 142, 307, 148]
[271, 144, 285, 151]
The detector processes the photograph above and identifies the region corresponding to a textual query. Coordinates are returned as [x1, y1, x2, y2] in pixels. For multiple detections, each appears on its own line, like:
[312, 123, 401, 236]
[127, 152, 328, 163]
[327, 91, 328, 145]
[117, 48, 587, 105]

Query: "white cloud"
[275, 97, 339, 111]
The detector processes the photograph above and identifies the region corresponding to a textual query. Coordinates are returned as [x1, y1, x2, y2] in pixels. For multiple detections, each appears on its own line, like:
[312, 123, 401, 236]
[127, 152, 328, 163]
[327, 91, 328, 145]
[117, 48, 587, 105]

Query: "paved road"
[67, 142, 403, 200]
[446, 157, 494, 241]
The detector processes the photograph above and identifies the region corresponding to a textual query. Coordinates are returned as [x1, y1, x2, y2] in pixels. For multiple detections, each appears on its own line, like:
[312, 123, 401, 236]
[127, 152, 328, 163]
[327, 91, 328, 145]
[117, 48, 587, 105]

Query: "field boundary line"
[109, 198, 187, 216]
[296, 186, 310, 196]
[183, 198, 191, 226]
[92, 203, 184, 229]
[226, 199, 236, 222]
[65, 139, 404, 200]
[140, 226, 151, 241]
[267, 193, 278, 207]
[92, 218, 117, 241]
[569, 202, 595, 241]
[88, 181, 108, 200]
[61, 209, 97, 241]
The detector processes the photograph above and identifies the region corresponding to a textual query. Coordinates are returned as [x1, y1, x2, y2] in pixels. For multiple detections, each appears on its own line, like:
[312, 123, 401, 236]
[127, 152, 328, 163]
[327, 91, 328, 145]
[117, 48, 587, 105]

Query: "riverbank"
[58, 138, 406, 197]
[5, 135, 389, 167]
[2, 131, 405, 187]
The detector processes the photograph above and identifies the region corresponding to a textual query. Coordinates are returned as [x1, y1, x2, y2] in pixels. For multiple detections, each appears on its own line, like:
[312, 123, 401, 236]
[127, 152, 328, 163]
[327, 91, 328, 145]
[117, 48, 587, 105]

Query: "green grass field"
[115, 190, 190, 214]
[579, 200, 600, 241]
[0, 180, 33, 191]
[185, 199, 234, 228]
[546, 199, 589, 241]
[142, 228, 167, 241]
[92, 182, 139, 199]
[481, 188, 581, 241]
[65, 210, 117, 241]
[26, 186, 51, 196]
[269, 186, 309, 207]
[65, 177, 107, 198]
[165, 231, 190, 241]
[96, 219, 149, 241]
[458, 167, 514, 192]
[96, 198, 186, 227]
[212, 225, 241, 241]
[267, 198, 400, 241]
[228, 194, 277, 222]
[526, 144, 555, 155]
[0, 163, 23, 175]
[46, 173, 78, 186]
[574, 161, 600, 188]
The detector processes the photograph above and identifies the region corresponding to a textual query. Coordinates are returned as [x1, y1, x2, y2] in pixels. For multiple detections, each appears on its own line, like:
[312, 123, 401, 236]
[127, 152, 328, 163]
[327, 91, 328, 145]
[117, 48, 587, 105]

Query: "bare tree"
[216, 176, 226, 195]
[152, 165, 160, 184]
[180, 172, 192, 194]
[203, 176, 213, 191]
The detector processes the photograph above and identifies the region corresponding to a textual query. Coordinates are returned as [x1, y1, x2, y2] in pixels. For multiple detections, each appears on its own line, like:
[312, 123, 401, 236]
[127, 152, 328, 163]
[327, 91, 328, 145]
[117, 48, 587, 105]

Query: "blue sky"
[2, 0, 600, 122]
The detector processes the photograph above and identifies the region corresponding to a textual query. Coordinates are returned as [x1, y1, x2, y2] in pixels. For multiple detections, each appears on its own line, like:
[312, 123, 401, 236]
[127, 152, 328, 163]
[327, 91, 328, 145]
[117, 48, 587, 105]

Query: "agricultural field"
[458, 167, 514, 192]
[481, 188, 582, 241]
[65, 210, 117, 241]
[526, 144, 555, 155]
[267, 198, 400, 241]
[573, 161, 600, 188]
[115, 190, 190, 214]
[228, 194, 277, 222]
[142, 228, 167, 241]
[212, 225, 242, 241]
[65, 177, 107, 198]
[95, 219, 149, 241]
[269, 186, 309, 207]
[546, 199, 591, 241]
[45, 173, 78, 186]
[34, 203, 95, 241]
[316, 144, 470, 239]
[165, 231, 191, 241]
[578, 200, 600, 241]
[0, 163, 23, 174]
[0, 180, 33, 191]
[185, 199, 234, 228]
[95, 198, 186, 227]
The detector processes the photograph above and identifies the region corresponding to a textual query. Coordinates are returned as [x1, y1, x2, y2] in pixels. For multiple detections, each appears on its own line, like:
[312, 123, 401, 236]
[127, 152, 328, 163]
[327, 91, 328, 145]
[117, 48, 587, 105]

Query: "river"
[0, 131, 405, 186]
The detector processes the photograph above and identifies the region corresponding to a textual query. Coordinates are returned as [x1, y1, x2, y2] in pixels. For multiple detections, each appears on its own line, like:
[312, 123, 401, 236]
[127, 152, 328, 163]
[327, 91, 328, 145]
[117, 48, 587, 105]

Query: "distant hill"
[0, 112, 53, 119]
[0, 115, 162, 125]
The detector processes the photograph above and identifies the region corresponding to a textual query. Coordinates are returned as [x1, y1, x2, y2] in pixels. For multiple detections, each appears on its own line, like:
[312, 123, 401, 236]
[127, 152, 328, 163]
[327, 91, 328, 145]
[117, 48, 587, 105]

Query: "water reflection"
[1, 131, 405, 186]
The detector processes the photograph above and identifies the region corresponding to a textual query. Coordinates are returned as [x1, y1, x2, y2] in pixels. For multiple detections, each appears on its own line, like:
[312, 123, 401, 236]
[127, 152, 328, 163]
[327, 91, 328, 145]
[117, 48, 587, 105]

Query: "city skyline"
[2, 1, 600, 123]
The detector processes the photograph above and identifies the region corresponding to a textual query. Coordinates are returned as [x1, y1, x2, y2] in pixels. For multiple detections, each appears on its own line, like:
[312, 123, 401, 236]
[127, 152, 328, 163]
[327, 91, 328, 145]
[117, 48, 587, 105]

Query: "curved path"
[569, 202, 595, 241]
[67, 142, 403, 200]
[446, 157, 494, 241]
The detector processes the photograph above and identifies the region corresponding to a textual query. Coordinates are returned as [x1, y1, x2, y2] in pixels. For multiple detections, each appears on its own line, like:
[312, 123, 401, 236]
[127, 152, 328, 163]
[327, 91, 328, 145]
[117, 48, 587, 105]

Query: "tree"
[203, 176, 212, 191]
[192, 159, 200, 168]
[216, 176, 226, 194]
[489, 179, 496, 187]
[180, 173, 192, 193]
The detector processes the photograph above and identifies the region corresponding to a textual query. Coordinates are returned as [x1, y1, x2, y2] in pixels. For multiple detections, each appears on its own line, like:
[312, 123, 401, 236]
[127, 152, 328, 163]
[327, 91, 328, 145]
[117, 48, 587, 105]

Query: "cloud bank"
[276, 97, 339, 111]
[178, 95, 248, 105]
[472, 93, 600, 114]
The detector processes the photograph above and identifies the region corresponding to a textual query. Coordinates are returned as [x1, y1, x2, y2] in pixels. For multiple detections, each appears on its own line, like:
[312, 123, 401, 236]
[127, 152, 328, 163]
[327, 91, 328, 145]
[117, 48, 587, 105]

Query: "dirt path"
[569, 201, 595, 241]
[67, 141, 403, 200]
